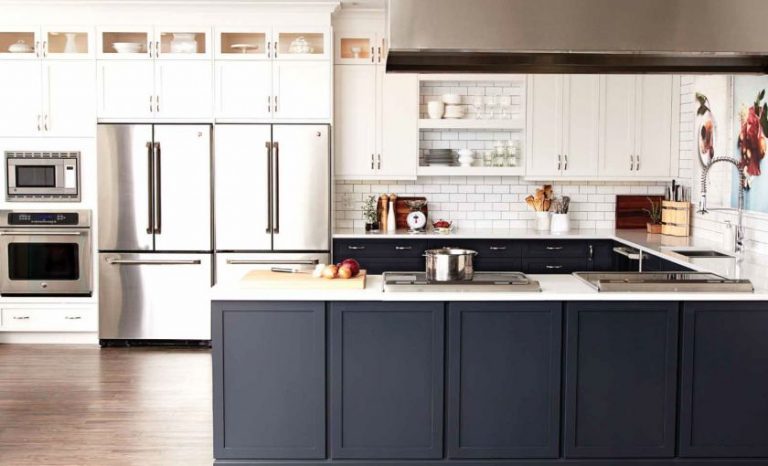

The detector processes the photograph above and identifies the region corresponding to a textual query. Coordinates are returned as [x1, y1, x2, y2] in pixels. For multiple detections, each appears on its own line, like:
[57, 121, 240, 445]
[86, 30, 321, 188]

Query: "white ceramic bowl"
[457, 149, 474, 158]
[442, 94, 462, 105]
[113, 42, 143, 53]
[427, 101, 445, 119]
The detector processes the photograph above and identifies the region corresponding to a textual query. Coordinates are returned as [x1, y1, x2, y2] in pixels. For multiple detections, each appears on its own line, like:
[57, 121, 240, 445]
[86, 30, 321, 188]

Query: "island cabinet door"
[211, 301, 325, 460]
[564, 301, 679, 458]
[330, 301, 444, 459]
[680, 302, 768, 458]
[447, 302, 562, 459]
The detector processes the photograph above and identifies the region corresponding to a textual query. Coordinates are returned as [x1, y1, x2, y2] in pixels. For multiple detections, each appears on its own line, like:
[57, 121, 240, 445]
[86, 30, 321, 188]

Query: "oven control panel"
[8, 212, 79, 225]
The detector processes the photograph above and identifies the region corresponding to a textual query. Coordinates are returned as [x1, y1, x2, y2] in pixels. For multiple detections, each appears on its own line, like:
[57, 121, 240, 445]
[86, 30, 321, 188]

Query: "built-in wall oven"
[5, 151, 80, 201]
[0, 210, 92, 296]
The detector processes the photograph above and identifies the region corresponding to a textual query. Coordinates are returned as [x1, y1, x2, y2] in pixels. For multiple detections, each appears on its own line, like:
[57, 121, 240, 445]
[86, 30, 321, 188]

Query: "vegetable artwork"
[524, 184, 553, 212]
[737, 89, 768, 189]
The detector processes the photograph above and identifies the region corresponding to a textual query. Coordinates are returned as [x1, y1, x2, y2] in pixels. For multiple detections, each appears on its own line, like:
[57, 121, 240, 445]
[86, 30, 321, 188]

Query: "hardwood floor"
[0, 345, 212, 465]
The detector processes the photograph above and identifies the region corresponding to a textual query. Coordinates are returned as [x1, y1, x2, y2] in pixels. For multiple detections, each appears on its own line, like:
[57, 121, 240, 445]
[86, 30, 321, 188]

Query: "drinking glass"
[499, 95, 513, 119]
[483, 96, 497, 120]
[471, 96, 484, 119]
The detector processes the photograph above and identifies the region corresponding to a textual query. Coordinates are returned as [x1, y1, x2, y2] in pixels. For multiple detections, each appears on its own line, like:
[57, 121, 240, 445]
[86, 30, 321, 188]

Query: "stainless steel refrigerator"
[214, 124, 330, 282]
[97, 124, 212, 342]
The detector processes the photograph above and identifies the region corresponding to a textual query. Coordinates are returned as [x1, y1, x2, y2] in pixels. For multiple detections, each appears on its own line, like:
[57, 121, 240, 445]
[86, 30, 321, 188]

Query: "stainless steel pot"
[424, 248, 477, 282]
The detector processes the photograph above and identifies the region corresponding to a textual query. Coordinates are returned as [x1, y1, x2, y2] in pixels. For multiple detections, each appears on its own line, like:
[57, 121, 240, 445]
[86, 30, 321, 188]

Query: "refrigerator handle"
[145, 141, 154, 234]
[265, 141, 273, 234]
[273, 141, 280, 234]
[153, 142, 162, 234]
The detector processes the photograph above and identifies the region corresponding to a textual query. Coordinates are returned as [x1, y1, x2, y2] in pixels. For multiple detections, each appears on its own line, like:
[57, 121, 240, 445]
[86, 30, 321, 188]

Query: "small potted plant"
[644, 197, 662, 234]
[362, 195, 379, 232]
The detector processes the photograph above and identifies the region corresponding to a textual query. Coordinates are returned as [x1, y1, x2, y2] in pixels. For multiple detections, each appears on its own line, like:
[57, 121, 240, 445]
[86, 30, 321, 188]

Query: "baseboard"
[0, 332, 98, 344]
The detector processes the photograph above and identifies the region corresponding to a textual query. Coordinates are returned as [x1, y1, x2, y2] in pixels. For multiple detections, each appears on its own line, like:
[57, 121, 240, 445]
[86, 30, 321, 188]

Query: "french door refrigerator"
[97, 124, 212, 343]
[214, 124, 330, 283]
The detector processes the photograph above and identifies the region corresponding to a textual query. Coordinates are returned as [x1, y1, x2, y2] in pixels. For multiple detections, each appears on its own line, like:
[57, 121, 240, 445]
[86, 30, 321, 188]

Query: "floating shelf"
[418, 119, 525, 130]
[417, 166, 526, 177]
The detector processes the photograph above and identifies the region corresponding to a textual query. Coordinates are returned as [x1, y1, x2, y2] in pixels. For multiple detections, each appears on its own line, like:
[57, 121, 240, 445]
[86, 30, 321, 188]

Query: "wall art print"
[731, 76, 768, 213]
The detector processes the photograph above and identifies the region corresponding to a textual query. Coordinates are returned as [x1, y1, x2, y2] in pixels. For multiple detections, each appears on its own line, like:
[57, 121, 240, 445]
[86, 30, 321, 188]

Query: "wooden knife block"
[661, 201, 691, 237]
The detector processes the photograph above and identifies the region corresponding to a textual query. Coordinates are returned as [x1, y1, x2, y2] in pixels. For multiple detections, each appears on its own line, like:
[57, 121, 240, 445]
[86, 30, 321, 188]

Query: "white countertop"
[210, 228, 768, 301]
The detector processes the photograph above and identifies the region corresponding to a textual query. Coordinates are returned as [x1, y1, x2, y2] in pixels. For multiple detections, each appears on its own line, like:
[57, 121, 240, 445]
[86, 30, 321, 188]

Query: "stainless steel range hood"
[386, 0, 768, 74]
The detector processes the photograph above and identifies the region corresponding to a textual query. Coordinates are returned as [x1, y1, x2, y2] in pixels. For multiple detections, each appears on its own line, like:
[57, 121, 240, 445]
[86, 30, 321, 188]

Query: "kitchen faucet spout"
[698, 156, 745, 254]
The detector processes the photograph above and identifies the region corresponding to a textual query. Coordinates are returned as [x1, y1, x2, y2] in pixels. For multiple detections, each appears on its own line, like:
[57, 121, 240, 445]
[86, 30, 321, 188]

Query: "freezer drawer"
[215, 252, 329, 284]
[99, 253, 212, 340]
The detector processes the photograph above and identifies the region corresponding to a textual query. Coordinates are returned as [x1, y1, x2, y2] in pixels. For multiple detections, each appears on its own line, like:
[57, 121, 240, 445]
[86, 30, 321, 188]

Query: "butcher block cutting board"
[240, 270, 367, 289]
[615, 195, 664, 229]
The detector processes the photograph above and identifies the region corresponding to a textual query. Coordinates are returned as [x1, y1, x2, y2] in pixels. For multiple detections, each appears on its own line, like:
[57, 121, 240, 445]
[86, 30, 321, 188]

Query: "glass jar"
[483, 149, 494, 167]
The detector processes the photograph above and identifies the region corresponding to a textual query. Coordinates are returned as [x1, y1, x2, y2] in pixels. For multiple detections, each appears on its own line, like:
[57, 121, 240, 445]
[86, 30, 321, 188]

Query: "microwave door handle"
[153, 142, 162, 234]
[273, 141, 279, 234]
[146, 142, 154, 234]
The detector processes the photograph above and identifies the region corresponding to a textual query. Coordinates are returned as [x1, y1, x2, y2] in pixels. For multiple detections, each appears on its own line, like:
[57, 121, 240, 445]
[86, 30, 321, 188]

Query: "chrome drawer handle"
[13, 316, 30, 320]
[489, 246, 507, 251]
[226, 259, 318, 265]
[65, 316, 82, 320]
[545, 265, 563, 269]
[347, 245, 366, 250]
[545, 246, 564, 251]
[394, 246, 412, 251]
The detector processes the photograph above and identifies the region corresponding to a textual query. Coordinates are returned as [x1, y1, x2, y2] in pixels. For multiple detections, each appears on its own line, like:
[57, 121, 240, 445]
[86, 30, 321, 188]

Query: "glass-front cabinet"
[0, 27, 39, 58]
[98, 27, 210, 59]
[0, 26, 94, 59]
[335, 32, 384, 64]
[215, 27, 330, 60]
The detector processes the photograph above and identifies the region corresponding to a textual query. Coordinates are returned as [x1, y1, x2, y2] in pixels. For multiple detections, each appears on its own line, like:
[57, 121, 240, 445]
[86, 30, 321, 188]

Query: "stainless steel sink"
[670, 249, 734, 258]
[573, 272, 754, 293]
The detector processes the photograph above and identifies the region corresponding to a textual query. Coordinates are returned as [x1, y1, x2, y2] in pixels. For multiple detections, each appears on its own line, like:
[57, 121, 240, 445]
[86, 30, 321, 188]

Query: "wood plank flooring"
[0, 345, 212, 465]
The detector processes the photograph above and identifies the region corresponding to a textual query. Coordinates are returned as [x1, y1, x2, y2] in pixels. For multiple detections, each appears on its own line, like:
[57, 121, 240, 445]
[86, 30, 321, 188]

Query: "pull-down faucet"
[697, 156, 746, 254]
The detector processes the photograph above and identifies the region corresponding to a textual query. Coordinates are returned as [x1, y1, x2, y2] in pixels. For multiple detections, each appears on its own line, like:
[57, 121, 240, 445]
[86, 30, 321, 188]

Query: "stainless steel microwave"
[5, 151, 80, 201]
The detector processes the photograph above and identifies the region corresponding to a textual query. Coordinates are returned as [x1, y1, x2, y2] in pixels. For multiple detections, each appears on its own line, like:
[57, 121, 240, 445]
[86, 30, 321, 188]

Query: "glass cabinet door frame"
[96, 26, 154, 60]
[155, 25, 212, 60]
[0, 26, 41, 60]
[334, 30, 378, 65]
[214, 26, 273, 61]
[273, 26, 331, 61]
[41, 26, 95, 59]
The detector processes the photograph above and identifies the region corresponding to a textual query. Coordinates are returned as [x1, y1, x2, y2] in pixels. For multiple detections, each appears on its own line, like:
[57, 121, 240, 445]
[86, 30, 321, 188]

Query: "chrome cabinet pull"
[347, 245, 366, 250]
[588, 244, 594, 260]
[630, 154, 635, 171]
[155, 41, 160, 58]
[65, 316, 82, 320]
[155, 95, 160, 113]
[371, 154, 374, 170]
[37, 114, 41, 131]
[563, 154, 568, 171]
[545, 265, 563, 269]
[489, 246, 507, 251]
[146, 142, 154, 234]
[545, 246, 564, 251]
[226, 259, 319, 265]
[43, 40, 47, 57]
[35, 41, 40, 57]
[267, 95, 271, 113]
[267, 41, 271, 58]
[44, 114, 48, 131]
[274, 95, 278, 113]
[636, 154, 640, 171]
[371, 46, 375, 63]
[107, 259, 202, 265]
[557, 154, 562, 171]
[273, 42, 278, 58]
[149, 95, 153, 113]
[273, 141, 280, 234]
[265, 141, 272, 233]
[377, 154, 381, 170]
[13, 316, 30, 320]
[394, 246, 412, 251]
[148, 41, 153, 57]
[377, 42, 382, 63]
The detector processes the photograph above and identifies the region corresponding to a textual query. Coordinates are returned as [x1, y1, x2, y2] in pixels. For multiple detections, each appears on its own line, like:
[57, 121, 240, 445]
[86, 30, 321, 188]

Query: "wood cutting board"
[615, 195, 664, 229]
[240, 270, 367, 289]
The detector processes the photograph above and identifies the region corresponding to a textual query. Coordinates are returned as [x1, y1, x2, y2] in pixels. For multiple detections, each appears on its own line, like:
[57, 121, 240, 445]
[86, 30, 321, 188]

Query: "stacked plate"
[420, 149, 457, 167]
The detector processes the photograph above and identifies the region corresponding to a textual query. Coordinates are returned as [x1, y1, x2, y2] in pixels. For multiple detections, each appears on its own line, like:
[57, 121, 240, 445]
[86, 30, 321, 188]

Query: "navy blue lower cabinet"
[680, 302, 768, 458]
[211, 301, 325, 460]
[564, 301, 679, 458]
[330, 301, 444, 459]
[447, 302, 562, 459]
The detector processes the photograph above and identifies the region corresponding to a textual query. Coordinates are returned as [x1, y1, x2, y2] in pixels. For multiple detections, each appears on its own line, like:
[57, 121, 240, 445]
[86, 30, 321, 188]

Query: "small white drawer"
[1, 307, 97, 332]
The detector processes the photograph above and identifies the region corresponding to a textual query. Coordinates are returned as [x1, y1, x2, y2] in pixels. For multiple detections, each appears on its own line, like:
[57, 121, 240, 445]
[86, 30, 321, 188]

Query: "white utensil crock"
[550, 213, 570, 233]
[535, 211, 551, 231]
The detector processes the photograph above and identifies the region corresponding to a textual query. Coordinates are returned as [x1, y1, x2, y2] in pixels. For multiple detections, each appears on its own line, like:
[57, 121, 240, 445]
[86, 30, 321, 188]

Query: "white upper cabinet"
[274, 27, 330, 61]
[99, 26, 212, 59]
[97, 26, 153, 59]
[272, 61, 331, 120]
[600, 75, 678, 179]
[334, 65, 377, 177]
[215, 61, 272, 119]
[378, 70, 418, 179]
[97, 60, 154, 119]
[335, 31, 385, 65]
[0, 61, 43, 137]
[156, 27, 211, 60]
[0, 27, 40, 59]
[155, 61, 213, 119]
[215, 27, 271, 60]
[42, 27, 95, 59]
[527, 74, 599, 178]
[43, 60, 96, 137]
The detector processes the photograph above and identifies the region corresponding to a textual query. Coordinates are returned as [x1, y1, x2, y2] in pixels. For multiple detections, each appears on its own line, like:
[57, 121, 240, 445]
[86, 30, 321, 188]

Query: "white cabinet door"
[0, 61, 42, 137]
[635, 75, 674, 177]
[334, 65, 376, 178]
[273, 61, 331, 120]
[215, 60, 272, 119]
[561, 75, 600, 177]
[379, 70, 418, 179]
[43, 60, 96, 137]
[97, 60, 154, 119]
[155, 61, 212, 119]
[600, 75, 636, 177]
[527, 74, 563, 178]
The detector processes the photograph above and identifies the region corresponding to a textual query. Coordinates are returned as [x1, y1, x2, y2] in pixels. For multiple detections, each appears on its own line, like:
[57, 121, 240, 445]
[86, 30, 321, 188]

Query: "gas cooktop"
[382, 271, 541, 293]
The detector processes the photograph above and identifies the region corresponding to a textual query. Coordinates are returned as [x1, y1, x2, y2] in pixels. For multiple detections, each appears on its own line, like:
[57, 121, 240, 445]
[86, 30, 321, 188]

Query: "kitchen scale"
[405, 199, 428, 233]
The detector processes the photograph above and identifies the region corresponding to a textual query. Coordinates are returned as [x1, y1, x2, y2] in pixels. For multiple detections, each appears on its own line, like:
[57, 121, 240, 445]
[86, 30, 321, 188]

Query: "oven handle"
[106, 259, 202, 266]
[0, 231, 84, 236]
